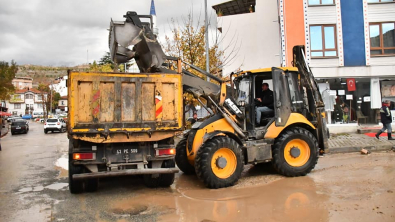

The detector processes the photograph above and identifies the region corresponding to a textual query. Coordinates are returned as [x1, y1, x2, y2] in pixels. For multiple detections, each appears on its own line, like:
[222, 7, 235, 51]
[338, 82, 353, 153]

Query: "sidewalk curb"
[327, 145, 394, 154]
[1, 124, 9, 138]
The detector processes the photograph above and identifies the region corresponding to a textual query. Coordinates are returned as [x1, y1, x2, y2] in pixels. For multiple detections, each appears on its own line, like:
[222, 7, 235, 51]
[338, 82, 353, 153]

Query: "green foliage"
[53, 92, 61, 108]
[91, 53, 134, 72]
[0, 60, 17, 100]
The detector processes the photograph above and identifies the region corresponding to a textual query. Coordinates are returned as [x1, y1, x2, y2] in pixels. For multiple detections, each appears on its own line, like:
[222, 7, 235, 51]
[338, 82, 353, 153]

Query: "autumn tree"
[37, 83, 52, 119]
[162, 13, 238, 114]
[0, 61, 17, 100]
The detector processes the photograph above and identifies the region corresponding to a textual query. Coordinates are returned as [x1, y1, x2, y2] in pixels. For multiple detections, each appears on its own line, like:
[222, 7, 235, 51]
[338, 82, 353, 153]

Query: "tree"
[53, 92, 61, 109]
[162, 13, 238, 112]
[0, 61, 17, 100]
[37, 83, 52, 119]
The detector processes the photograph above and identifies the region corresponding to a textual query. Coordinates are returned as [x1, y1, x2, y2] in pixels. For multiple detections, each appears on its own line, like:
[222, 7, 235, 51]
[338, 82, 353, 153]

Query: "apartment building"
[213, 0, 395, 127]
[6, 88, 47, 116]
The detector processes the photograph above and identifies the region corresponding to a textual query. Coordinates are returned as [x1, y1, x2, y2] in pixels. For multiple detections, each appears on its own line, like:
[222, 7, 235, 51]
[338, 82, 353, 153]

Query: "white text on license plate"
[116, 149, 138, 154]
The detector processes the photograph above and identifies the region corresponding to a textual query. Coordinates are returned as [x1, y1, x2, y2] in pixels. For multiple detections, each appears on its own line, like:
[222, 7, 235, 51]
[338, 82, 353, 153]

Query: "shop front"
[317, 77, 385, 126]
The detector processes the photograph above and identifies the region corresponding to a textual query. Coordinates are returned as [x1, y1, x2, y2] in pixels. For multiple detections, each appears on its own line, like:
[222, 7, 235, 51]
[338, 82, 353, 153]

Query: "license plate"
[115, 148, 138, 155]
[16, 127, 21, 129]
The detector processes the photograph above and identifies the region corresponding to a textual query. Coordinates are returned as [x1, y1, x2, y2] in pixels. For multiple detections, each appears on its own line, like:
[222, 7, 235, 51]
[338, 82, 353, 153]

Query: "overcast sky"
[0, 0, 224, 66]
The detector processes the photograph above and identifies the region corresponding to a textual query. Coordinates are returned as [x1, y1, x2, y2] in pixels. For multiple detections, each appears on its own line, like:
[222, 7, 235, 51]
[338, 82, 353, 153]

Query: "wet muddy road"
[0, 122, 394, 222]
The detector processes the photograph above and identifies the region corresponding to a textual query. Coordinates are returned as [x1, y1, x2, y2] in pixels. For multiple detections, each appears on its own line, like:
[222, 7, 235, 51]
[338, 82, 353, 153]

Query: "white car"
[44, 118, 66, 134]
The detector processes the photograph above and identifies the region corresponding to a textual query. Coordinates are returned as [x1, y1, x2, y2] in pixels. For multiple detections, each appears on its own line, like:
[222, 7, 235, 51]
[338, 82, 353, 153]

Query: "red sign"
[347, 78, 356, 91]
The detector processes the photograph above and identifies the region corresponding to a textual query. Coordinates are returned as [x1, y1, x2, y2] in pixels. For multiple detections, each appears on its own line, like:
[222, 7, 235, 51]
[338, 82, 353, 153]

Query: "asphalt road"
[0, 122, 394, 222]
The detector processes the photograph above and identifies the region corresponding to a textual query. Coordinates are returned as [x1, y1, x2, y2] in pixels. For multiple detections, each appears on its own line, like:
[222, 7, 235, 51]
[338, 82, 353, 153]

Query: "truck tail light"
[156, 148, 175, 156]
[73, 153, 95, 160]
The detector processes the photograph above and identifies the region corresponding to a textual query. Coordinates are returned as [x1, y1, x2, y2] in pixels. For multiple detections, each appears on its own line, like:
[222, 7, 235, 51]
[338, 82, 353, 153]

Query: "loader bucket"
[109, 13, 167, 72]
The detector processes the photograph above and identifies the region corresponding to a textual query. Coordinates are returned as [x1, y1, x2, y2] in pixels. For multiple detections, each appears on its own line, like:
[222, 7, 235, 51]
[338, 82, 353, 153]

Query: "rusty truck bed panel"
[68, 71, 183, 143]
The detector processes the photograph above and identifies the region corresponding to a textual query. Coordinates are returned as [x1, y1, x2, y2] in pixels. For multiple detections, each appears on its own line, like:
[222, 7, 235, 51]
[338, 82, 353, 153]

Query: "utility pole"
[204, 0, 210, 81]
[50, 80, 53, 115]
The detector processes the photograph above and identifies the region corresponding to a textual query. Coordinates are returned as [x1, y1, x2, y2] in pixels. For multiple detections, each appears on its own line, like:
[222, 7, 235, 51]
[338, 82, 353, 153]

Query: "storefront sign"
[346, 94, 353, 100]
[330, 90, 337, 96]
[338, 90, 345, 95]
[363, 96, 371, 102]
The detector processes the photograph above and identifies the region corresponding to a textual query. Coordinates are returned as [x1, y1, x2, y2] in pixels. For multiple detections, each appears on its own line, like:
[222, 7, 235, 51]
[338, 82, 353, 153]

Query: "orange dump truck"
[67, 70, 183, 193]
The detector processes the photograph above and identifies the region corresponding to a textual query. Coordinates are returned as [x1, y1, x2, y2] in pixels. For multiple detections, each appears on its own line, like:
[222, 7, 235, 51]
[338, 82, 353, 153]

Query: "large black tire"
[195, 137, 244, 189]
[175, 138, 195, 174]
[143, 160, 175, 188]
[44, 130, 47, 134]
[68, 159, 84, 194]
[271, 127, 319, 177]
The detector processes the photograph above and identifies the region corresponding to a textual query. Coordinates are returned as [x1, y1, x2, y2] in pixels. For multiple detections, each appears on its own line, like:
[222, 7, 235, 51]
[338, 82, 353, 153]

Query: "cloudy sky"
[0, 0, 224, 66]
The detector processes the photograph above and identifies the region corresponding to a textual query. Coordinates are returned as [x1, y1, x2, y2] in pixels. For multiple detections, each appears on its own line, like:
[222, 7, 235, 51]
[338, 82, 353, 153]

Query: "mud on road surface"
[0, 122, 394, 222]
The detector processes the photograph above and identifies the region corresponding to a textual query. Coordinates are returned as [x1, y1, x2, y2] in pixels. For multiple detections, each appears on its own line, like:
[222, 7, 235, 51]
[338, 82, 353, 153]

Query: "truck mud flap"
[72, 168, 179, 180]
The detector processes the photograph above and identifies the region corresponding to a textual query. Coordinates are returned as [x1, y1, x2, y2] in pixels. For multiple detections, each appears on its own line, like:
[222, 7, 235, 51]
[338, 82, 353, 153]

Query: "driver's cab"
[234, 67, 309, 139]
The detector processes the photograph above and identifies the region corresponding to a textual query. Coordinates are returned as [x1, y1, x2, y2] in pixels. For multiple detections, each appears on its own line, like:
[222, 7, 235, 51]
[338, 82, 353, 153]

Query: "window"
[37, 95, 43, 100]
[370, 22, 395, 56]
[25, 94, 33, 99]
[310, 25, 337, 57]
[309, 0, 335, 5]
[37, 103, 43, 109]
[14, 95, 21, 100]
[61, 101, 65, 105]
[367, 0, 395, 3]
[14, 104, 21, 109]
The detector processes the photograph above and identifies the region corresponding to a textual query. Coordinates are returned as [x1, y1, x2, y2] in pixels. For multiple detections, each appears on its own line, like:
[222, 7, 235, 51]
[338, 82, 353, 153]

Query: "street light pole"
[204, 0, 210, 81]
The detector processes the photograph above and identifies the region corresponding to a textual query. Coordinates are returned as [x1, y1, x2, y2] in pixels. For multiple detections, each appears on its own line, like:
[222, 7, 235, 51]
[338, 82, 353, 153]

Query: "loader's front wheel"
[195, 137, 244, 189]
[272, 127, 319, 177]
[175, 138, 195, 174]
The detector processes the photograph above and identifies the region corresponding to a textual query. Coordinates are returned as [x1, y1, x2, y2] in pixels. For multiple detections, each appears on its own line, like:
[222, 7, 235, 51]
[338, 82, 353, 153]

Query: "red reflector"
[158, 148, 175, 156]
[57, 122, 60, 125]
[73, 153, 94, 160]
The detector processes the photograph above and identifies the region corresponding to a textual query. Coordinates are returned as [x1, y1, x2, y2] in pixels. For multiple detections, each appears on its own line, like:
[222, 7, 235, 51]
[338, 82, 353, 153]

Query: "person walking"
[375, 100, 395, 140]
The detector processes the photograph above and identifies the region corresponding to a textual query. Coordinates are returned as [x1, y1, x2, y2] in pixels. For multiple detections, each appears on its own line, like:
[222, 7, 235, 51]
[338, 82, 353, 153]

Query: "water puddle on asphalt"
[17, 183, 68, 193]
[105, 173, 330, 222]
[55, 154, 68, 178]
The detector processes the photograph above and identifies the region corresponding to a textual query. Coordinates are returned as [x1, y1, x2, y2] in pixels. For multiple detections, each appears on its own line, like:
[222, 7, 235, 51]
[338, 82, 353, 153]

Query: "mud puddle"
[105, 174, 328, 222]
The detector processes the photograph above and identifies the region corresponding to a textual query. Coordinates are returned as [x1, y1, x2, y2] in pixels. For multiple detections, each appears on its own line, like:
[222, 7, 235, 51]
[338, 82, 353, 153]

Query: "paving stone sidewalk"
[328, 133, 395, 153]
[1, 122, 9, 138]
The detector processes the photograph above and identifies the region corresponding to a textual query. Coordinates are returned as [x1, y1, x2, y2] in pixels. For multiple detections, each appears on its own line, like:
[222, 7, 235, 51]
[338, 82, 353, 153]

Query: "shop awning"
[0, 111, 12, 116]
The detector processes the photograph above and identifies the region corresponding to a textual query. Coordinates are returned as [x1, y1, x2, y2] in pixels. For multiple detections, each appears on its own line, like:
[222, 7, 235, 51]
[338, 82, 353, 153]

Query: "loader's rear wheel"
[195, 137, 244, 189]
[143, 160, 175, 188]
[272, 127, 319, 177]
[175, 138, 195, 174]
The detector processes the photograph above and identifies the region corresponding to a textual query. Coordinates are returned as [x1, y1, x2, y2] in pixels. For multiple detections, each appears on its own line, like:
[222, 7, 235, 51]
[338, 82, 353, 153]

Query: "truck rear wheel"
[175, 138, 195, 174]
[272, 127, 319, 177]
[195, 137, 244, 189]
[143, 160, 175, 188]
[68, 160, 84, 194]
[85, 178, 98, 192]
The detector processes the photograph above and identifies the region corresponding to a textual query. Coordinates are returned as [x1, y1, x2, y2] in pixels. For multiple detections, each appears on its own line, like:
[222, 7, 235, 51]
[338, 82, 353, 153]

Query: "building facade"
[58, 96, 68, 112]
[5, 89, 47, 116]
[213, 0, 395, 126]
[12, 77, 33, 90]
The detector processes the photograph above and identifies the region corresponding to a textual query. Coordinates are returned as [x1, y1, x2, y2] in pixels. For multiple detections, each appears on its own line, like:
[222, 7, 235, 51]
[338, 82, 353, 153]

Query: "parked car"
[7, 116, 18, 123]
[11, 119, 29, 135]
[44, 118, 67, 134]
[22, 114, 32, 119]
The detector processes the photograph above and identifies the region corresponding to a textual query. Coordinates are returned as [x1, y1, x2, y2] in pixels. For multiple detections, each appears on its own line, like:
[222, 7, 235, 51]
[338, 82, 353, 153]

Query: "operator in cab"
[255, 83, 274, 126]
